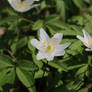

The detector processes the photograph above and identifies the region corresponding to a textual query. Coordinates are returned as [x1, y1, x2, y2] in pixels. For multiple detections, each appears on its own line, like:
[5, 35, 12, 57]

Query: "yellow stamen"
[15, 0, 27, 9]
[47, 45, 52, 51]
[43, 39, 56, 53]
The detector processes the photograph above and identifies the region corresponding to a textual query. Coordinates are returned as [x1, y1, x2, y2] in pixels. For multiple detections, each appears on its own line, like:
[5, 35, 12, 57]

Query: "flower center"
[88, 38, 92, 48]
[19, 2, 26, 9]
[43, 39, 56, 53]
[47, 45, 52, 51]
[15, 0, 26, 9]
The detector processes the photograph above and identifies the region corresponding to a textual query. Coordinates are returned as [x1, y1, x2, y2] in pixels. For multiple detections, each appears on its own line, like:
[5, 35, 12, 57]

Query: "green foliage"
[0, 0, 92, 92]
[16, 67, 35, 92]
[0, 55, 15, 87]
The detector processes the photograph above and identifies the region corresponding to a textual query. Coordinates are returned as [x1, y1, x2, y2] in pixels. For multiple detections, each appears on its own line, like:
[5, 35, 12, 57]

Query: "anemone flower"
[8, 0, 39, 12]
[77, 29, 92, 51]
[31, 28, 70, 61]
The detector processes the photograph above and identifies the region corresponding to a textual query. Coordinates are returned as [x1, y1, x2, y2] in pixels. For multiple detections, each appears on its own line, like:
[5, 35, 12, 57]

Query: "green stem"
[88, 55, 91, 65]
[42, 60, 48, 77]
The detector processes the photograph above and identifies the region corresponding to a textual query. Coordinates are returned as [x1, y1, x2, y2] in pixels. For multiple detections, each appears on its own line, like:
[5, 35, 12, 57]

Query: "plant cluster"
[0, 0, 92, 92]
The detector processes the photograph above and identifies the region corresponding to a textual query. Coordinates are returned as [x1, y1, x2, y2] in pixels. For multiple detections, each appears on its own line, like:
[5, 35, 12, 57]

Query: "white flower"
[77, 29, 92, 51]
[31, 28, 70, 61]
[8, 0, 39, 12]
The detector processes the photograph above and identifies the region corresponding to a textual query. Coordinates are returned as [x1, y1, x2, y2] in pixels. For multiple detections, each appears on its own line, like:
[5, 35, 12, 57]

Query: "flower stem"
[23, 18, 34, 24]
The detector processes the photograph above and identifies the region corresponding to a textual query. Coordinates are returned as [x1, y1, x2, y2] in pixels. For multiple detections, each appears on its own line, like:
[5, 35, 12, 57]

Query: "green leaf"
[0, 87, 3, 91]
[68, 64, 86, 70]
[11, 37, 28, 54]
[90, 0, 92, 4]
[73, 0, 85, 10]
[71, 16, 84, 25]
[32, 20, 43, 30]
[17, 60, 38, 71]
[16, 67, 35, 92]
[75, 65, 88, 75]
[78, 88, 88, 92]
[2, 7, 18, 16]
[0, 68, 15, 86]
[34, 69, 48, 79]
[75, 65, 88, 79]
[40, 1, 47, 10]
[43, 60, 68, 72]
[32, 52, 43, 68]
[52, 85, 70, 92]
[56, 0, 66, 20]
[45, 15, 59, 24]
[67, 80, 83, 91]
[28, 36, 35, 53]
[0, 55, 14, 70]
[47, 21, 69, 30]
[67, 40, 83, 55]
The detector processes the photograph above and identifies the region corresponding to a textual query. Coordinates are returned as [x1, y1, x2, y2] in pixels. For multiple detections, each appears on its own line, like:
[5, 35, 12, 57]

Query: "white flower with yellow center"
[8, 0, 39, 12]
[77, 29, 92, 51]
[31, 28, 70, 61]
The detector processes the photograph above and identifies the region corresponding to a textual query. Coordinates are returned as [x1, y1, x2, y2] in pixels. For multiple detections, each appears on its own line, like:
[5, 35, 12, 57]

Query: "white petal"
[77, 35, 84, 42]
[8, 0, 21, 5]
[24, 0, 34, 5]
[77, 35, 89, 47]
[52, 33, 63, 43]
[82, 29, 91, 40]
[85, 48, 92, 51]
[37, 51, 45, 60]
[40, 28, 49, 41]
[37, 52, 54, 61]
[35, 0, 39, 1]
[54, 43, 70, 56]
[15, 0, 21, 4]
[30, 4, 40, 8]
[55, 50, 65, 56]
[25, 0, 39, 4]
[8, 0, 19, 11]
[30, 39, 42, 50]
[46, 55, 54, 61]
[19, 5, 31, 12]
[8, 0, 39, 12]
[57, 43, 70, 50]
[24, 4, 39, 12]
